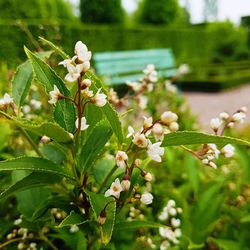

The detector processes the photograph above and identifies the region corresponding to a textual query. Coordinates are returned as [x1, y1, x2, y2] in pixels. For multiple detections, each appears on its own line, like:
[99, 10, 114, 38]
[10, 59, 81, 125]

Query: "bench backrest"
[93, 48, 176, 85]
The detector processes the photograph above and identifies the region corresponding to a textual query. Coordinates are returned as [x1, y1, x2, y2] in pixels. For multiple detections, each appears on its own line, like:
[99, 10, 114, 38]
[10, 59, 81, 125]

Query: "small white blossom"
[169, 122, 179, 132]
[81, 78, 92, 88]
[41, 135, 51, 144]
[127, 126, 135, 138]
[159, 211, 169, 221]
[167, 200, 176, 207]
[210, 118, 222, 131]
[65, 64, 84, 82]
[152, 123, 164, 140]
[48, 85, 62, 105]
[74, 41, 92, 63]
[143, 64, 155, 74]
[174, 228, 182, 238]
[138, 95, 148, 109]
[148, 70, 158, 82]
[209, 161, 217, 169]
[232, 112, 246, 123]
[81, 88, 94, 98]
[221, 144, 235, 158]
[161, 111, 178, 125]
[143, 116, 153, 129]
[70, 224, 79, 233]
[121, 178, 131, 191]
[22, 105, 31, 113]
[132, 133, 148, 148]
[159, 227, 175, 241]
[160, 240, 170, 250]
[140, 192, 153, 205]
[168, 207, 177, 216]
[14, 218, 22, 225]
[58, 56, 77, 67]
[207, 144, 220, 159]
[126, 81, 141, 92]
[239, 106, 247, 113]
[219, 112, 229, 120]
[144, 172, 153, 182]
[147, 141, 164, 162]
[75, 117, 89, 131]
[105, 178, 123, 199]
[30, 99, 42, 109]
[165, 80, 177, 94]
[0, 93, 13, 108]
[91, 89, 107, 107]
[177, 64, 190, 76]
[115, 151, 128, 169]
[171, 218, 181, 228]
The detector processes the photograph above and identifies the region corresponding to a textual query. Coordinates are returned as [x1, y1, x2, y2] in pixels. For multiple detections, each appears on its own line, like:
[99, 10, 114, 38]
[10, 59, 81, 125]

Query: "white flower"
[58, 56, 77, 67]
[148, 70, 158, 82]
[82, 61, 91, 72]
[171, 218, 181, 228]
[48, 85, 62, 105]
[143, 116, 153, 129]
[168, 207, 177, 216]
[126, 81, 141, 92]
[0, 93, 13, 107]
[81, 78, 92, 88]
[167, 199, 176, 207]
[40, 135, 51, 144]
[147, 141, 164, 162]
[30, 99, 42, 109]
[115, 151, 128, 169]
[126, 126, 135, 138]
[75, 117, 89, 131]
[138, 95, 148, 109]
[74, 41, 92, 63]
[81, 88, 94, 98]
[14, 218, 22, 225]
[160, 240, 170, 250]
[105, 178, 123, 199]
[144, 172, 153, 182]
[232, 112, 246, 123]
[152, 123, 164, 140]
[239, 106, 247, 113]
[209, 161, 217, 169]
[174, 228, 182, 238]
[70, 224, 79, 233]
[165, 80, 177, 94]
[221, 144, 235, 158]
[161, 111, 178, 125]
[143, 64, 155, 74]
[169, 122, 179, 132]
[91, 89, 107, 107]
[22, 105, 31, 113]
[121, 178, 131, 191]
[177, 64, 190, 76]
[132, 133, 148, 148]
[159, 211, 169, 221]
[207, 144, 220, 159]
[210, 118, 222, 131]
[220, 112, 229, 120]
[159, 227, 175, 240]
[140, 192, 153, 205]
[65, 64, 84, 82]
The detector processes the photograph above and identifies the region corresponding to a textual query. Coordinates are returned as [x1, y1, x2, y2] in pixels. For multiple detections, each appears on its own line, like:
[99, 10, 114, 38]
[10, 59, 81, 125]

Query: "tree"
[138, 0, 180, 25]
[80, 0, 125, 24]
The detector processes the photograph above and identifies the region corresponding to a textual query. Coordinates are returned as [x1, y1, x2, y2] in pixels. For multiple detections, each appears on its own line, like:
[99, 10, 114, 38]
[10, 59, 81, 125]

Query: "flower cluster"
[158, 200, 182, 249]
[0, 93, 14, 111]
[104, 112, 179, 209]
[50, 41, 108, 132]
[210, 106, 247, 135]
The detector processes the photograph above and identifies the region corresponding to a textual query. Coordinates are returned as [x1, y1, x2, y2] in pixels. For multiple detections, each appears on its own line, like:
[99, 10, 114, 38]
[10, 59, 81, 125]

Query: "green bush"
[137, 0, 180, 25]
[0, 0, 74, 21]
[80, 0, 124, 24]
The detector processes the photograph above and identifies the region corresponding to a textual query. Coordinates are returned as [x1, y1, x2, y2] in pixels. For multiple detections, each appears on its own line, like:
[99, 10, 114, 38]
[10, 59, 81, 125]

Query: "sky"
[69, 0, 250, 24]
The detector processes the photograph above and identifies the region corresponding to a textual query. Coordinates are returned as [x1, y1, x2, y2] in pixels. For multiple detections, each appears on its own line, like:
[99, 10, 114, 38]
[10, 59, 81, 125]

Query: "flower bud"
[141, 170, 153, 182]
[40, 135, 51, 144]
[239, 106, 247, 113]
[169, 121, 179, 132]
[140, 192, 153, 205]
[210, 118, 222, 131]
[161, 111, 178, 125]
[98, 210, 106, 225]
[81, 78, 92, 89]
[219, 112, 229, 120]
[121, 175, 131, 191]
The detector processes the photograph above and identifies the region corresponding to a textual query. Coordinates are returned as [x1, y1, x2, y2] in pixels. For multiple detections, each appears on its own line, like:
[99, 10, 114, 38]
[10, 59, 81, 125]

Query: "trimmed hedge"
[0, 24, 215, 67]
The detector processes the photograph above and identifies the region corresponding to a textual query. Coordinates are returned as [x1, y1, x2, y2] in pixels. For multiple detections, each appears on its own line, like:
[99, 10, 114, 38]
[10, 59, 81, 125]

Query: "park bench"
[93, 48, 176, 86]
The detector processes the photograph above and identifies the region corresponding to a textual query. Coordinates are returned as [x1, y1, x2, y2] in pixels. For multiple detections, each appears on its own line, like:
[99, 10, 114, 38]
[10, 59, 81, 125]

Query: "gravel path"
[182, 84, 250, 129]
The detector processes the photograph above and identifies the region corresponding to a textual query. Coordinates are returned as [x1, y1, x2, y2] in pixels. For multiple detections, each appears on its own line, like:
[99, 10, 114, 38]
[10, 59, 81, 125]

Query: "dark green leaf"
[162, 131, 250, 147]
[87, 191, 116, 245]
[0, 157, 74, 180]
[24, 47, 76, 133]
[57, 211, 88, 228]
[212, 239, 241, 250]
[78, 120, 113, 173]
[0, 172, 61, 199]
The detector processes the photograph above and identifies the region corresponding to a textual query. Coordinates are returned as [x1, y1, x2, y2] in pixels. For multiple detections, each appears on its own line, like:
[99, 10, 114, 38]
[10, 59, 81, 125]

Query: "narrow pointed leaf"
[162, 131, 250, 147]
[114, 220, 164, 231]
[0, 172, 61, 199]
[78, 120, 113, 173]
[57, 211, 88, 228]
[86, 191, 116, 245]
[0, 157, 74, 180]
[24, 48, 76, 133]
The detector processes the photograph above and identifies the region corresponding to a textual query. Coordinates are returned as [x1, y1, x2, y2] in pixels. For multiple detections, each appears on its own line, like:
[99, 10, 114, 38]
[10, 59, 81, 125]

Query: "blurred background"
[0, 0, 249, 127]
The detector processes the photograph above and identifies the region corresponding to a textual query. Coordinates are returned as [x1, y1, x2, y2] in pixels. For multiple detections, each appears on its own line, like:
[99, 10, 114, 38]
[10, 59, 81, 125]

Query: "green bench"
[93, 48, 176, 85]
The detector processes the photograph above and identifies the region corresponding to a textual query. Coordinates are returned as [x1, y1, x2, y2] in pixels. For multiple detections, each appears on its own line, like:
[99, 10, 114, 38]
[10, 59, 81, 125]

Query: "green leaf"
[212, 239, 241, 250]
[0, 172, 61, 199]
[39, 37, 69, 59]
[38, 38, 123, 143]
[114, 220, 163, 231]
[87, 191, 116, 245]
[162, 131, 250, 147]
[57, 211, 88, 228]
[24, 47, 76, 133]
[12, 51, 52, 107]
[78, 120, 113, 173]
[0, 157, 74, 180]
[86, 71, 123, 143]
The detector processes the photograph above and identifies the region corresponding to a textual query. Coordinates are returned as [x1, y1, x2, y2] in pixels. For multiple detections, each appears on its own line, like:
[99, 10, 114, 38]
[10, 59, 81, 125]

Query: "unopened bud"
[40, 135, 51, 144]
[121, 175, 131, 191]
[141, 170, 153, 182]
[98, 210, 106, 225]
[81, 78, 92, 89]
[239, 106, 247, 113]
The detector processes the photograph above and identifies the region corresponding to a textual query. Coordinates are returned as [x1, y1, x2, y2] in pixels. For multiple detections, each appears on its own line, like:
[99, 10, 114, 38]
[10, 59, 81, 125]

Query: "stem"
[180, 145, 201, 160]
[40, 233, 59, 250]
[97, 165, 118, 193]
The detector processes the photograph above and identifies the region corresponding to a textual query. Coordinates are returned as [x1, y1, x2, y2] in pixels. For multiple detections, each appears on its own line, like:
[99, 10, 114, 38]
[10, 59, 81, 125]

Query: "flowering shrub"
[0, 38, 249, 250]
